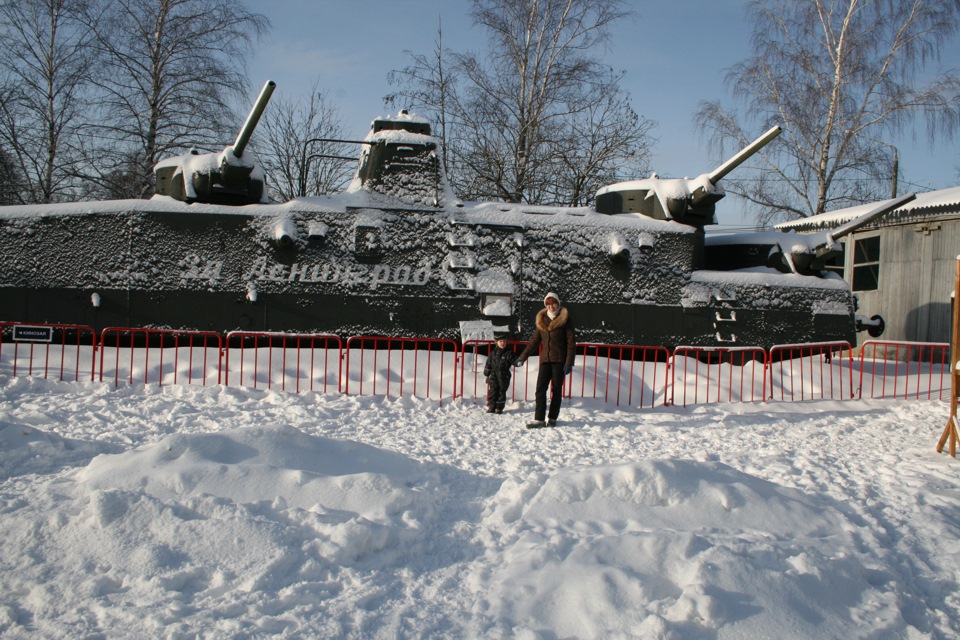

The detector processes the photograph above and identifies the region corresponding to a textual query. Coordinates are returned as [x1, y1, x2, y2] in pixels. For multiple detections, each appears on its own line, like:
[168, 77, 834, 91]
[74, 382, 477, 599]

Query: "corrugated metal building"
[775, 187, 960, 345]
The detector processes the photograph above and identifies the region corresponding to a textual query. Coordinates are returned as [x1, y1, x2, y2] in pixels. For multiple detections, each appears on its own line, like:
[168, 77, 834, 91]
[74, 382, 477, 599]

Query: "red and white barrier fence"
[98, 327, 222, 387]
[671, 346, 768, 406]
[767, 342, 855, 402]
[345, 336, 459, 404]
[224, 332, 341, 393]
[0, 322, 952, 408]
[0, 322, 97, 382]
[858, 340, 951, 401]
[459, 339, 563, 406]
[460, 342, 670, 408]
[571, 344, 671, 408]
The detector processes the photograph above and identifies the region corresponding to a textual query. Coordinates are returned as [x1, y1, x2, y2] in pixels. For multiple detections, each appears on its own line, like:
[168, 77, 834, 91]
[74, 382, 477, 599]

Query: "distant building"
[775, 187, 960, 345]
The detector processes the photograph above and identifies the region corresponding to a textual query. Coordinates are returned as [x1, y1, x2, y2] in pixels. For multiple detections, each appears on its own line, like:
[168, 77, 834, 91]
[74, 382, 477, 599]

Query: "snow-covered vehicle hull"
[0, 196, 858, 349]
[0, 102, 888, 350]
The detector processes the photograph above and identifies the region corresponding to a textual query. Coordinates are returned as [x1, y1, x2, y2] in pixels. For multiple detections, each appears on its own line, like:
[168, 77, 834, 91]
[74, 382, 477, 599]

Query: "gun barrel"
[828, 192, 916, 241]
[707, 125, 782, 185]
[808, 192, 916, 268]
[233, 80, 276, 157]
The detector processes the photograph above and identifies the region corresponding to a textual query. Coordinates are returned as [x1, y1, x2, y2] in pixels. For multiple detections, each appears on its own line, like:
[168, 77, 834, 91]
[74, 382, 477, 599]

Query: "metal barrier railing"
[510, 348, 556, 402]
[671, 346, 767, 406]
[224, 332, 342, 393]
[0, 321, 98, 382]
[344, 336, 459, 404]
[460, 339, 522, 404]
[858, 340, 951, 400]
[767, 342, 855, 401]
[461, 342, 670, 409]
[461, 339, 556, 406]
[1, 320, 950, 409]
[574, 343, 670, 408]
[98, 327, 222, 387]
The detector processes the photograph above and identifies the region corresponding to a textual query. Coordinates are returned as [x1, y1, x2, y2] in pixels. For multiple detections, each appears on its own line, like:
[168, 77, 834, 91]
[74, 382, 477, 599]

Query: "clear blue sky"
[247, 0, 960, 227]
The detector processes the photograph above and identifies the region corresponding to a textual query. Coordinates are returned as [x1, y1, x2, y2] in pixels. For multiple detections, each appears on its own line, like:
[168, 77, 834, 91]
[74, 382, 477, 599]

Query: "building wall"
[850, 214, 958, 345]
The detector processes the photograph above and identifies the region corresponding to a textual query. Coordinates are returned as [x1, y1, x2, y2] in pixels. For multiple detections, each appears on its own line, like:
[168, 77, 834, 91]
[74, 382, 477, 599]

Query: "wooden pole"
[937, 256, 960, 457]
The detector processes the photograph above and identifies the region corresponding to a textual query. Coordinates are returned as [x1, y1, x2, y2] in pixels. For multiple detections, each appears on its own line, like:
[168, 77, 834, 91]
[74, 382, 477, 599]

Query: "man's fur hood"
[536, 306, 569, 332]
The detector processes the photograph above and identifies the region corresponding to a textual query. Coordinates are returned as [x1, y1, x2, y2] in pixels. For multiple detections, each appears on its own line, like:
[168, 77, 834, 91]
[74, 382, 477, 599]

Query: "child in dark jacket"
[484, 333, 516, 413]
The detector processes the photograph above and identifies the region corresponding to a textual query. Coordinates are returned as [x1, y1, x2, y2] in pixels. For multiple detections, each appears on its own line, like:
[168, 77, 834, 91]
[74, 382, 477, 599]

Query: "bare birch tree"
[386, 22, 457, 178]
[388, 0, 652, 206]
[78, 0, 268, 199]
[0, 144, 22, 204]
[257, 83, 356, 201]
[546, 71, 655, 206]
[458, 0, 638, 204]
[0, 0, 93, 204]
[696, 0, 960, 225]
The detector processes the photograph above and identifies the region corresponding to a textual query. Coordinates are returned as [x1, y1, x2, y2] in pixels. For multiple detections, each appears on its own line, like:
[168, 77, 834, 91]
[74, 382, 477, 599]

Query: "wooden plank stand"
[937, 257, 960, 457]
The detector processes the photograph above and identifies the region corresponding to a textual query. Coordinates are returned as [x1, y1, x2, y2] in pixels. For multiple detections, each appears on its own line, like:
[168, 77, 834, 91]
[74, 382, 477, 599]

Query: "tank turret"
[594, 125, 782, 227]
[155, 80, 276, 205]
[347, 110, 448, 207]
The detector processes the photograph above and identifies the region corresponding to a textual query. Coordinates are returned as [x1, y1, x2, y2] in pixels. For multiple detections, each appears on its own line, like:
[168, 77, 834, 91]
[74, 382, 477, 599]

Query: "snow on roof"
[363, 127, 438, 146]
[0, 195, 312, 219]
[595, 174, 700, 200]
[0, 189, 426, 219]
[691, 267, 850, 291]
[451, 201, 689, 233]
[775, 186, 960, 232]
[371, 110, 431, 126]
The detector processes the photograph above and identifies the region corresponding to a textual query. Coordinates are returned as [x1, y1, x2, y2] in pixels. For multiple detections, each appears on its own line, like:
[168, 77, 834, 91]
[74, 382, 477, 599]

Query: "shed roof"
[774, 186, 960, 232]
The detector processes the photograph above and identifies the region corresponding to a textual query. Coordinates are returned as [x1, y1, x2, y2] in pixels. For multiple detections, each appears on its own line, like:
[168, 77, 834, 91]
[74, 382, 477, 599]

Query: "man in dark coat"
[515, 292, 576, 428]
[483, 332, 516, 413]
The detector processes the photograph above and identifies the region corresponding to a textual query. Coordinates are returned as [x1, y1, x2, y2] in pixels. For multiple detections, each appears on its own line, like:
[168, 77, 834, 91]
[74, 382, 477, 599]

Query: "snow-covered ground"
[1, 373, 958, 639]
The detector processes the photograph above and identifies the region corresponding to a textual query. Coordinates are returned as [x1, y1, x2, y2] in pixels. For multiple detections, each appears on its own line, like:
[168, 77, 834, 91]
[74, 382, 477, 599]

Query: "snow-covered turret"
[346, 110, 452, 207]
[154, 80, 275, 205]
[595, 126, 782, 228]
